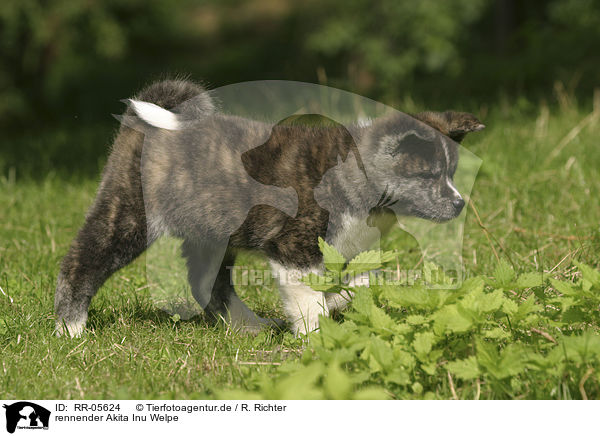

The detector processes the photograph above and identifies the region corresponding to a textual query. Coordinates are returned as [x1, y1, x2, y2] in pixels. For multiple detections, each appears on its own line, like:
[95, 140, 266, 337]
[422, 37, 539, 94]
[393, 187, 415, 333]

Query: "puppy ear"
[443, 111, 485, 143]
[412, 111, 485, 143]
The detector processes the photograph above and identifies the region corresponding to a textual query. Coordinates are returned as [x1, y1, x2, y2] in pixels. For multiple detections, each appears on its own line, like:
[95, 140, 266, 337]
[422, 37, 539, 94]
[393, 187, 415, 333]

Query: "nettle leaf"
[393, 349, 417, 370]
[349, 371, 371, 385]
[462, 288, 505, 314]
[421, 362, 438, 376]
[411, 382, 424, 394]
[502, 299, 519, 316]
[446, 356, 480, 380]
[380, 250, 398, 264]
[480, 289, 506, 312]
[484, 327, 511, 340]
[494, 259, 516, 286]
[345, 291, 373, 326]
[384, 368, 411, 386]
[301, 272, 336, 292]
[323, 362, 352, 400]
[475, 340, 500, 374]
[352, 288, 375, 315]
[561, 307, 588, 323]
[366, 305, 396, 336]
[318, 316, 354, 346]
[550, 278, 580, 297]
[391, 322, 413, 336]
[345, 250, 386, 276]
[413, 331, 435, 359]
[445, 277, 485, 305]
[432, 304, 473, 334]
[347, 288, 396, 335]
[318, 237, 346, 273]
[513, 295, 543, 322]
[574, 261, 600, 288]
[353, 388, 390, 400]
[351, 287, 375, 317]
[382, 285, 426, 308]
[406, 315, 430, 326]
[516, 272, 545, 289]
[524, 351, 557, 372]
[383, 285, 446, 311]
[269, 362, 325, 399]
[367, 336, 394, 373]
[552, 296, 574, 313]
[477, 342, 527, 379]
[459, 276, 485, 294]
[560, 330, 600, 364]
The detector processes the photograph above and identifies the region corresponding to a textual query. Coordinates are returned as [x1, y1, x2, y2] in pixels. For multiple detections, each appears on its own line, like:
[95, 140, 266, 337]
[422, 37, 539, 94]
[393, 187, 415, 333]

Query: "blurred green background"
[1, 0, 599, 178]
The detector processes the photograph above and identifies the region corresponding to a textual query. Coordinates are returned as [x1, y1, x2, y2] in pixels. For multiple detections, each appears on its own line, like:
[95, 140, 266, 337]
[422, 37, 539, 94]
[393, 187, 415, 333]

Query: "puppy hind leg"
[55, 191, 149, 337]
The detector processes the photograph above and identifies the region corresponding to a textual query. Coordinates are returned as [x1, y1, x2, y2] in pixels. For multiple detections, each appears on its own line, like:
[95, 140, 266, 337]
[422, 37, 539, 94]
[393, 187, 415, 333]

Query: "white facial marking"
[442, 137, 450, 169]
[446, 179, 461, 198]
[442, 138, 462, 200]
[128, 99, 182, 130]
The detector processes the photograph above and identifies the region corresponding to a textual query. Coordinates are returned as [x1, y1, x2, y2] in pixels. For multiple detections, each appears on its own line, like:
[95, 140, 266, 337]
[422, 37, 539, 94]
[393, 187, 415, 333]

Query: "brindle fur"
[55, 79, 484, 336]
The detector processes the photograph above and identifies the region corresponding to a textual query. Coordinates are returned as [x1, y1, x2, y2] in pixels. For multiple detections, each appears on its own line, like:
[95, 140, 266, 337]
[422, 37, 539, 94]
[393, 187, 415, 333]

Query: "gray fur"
[54, 78, 485, 337]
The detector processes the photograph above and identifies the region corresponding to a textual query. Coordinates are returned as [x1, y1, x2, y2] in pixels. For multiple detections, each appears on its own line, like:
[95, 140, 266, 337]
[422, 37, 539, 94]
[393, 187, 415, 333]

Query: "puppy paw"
[55, 319, 86, 338]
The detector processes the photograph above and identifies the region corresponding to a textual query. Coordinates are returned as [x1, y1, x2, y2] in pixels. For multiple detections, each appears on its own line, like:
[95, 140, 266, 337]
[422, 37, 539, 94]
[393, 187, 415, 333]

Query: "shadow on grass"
[85, 298, 289, 337]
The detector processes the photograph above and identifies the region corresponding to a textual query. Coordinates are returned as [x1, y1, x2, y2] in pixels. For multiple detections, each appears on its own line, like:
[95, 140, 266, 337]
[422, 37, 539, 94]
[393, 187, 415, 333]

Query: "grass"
[1, 96, 599, 399]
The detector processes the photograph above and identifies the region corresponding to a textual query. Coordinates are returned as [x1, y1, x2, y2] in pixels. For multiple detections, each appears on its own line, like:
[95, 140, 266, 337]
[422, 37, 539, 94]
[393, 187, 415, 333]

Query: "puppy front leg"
[270, 261, 328, 336]
[281, 283, 329, 336]
[326, 289, 354, 312]
[326, 271, 370, 312]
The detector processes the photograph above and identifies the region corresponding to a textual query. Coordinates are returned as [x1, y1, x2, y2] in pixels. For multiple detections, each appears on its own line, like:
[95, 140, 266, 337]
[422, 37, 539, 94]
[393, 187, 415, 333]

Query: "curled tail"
[124, 78, 214, 130]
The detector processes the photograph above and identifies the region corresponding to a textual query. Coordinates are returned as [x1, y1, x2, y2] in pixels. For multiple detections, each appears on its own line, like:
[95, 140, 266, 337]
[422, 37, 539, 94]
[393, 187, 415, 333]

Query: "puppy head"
[371, 124, 465, 222]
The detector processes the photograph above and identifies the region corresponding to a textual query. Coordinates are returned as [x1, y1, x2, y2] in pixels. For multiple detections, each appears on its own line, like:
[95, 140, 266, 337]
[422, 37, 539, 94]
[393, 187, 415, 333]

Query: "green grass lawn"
[1, 100, 599, 399]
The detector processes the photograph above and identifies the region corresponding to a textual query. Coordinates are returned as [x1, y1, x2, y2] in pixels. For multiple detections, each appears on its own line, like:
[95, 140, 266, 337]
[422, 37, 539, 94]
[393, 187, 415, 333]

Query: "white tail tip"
[128, 99, 182, 130]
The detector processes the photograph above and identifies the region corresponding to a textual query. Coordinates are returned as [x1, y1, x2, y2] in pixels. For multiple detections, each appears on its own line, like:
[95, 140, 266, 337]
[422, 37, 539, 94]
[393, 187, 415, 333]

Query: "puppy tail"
[124, 99, 182, 130]
[121, 78, 214, 130]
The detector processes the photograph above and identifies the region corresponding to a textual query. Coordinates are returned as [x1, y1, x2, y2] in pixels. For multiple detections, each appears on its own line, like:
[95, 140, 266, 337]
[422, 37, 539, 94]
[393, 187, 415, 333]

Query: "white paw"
[55, 319, 86, 338]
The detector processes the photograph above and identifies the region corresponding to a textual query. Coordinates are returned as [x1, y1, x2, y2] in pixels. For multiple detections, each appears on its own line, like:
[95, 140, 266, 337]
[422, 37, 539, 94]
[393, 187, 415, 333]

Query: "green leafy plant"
[222, 243, 600, 399]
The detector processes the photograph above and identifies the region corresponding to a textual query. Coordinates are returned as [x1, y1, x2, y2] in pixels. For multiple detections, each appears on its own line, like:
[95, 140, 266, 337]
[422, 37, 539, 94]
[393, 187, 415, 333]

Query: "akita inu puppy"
[54, 79, 484, 337]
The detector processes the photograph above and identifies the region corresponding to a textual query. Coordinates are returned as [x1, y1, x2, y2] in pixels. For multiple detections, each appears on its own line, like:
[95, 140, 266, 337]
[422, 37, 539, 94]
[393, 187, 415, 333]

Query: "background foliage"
[1, 0, 600, 128]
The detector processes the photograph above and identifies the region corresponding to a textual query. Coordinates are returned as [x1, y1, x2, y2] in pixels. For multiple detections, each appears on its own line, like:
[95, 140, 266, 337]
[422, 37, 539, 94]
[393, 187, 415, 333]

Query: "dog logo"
[2, 402, 50, 433]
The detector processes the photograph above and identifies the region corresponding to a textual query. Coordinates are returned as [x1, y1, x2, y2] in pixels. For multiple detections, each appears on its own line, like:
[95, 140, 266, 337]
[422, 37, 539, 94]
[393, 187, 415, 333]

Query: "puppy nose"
[452, 198, 465, 212]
